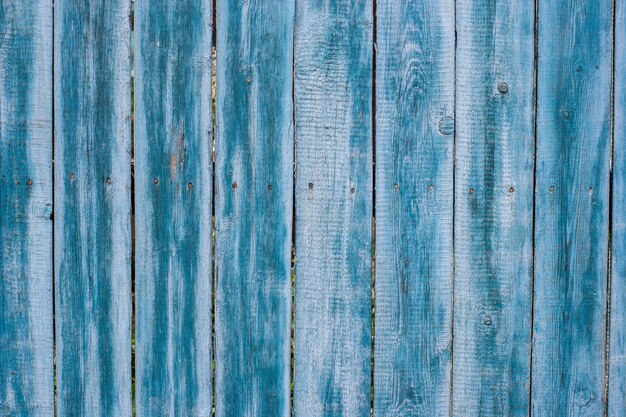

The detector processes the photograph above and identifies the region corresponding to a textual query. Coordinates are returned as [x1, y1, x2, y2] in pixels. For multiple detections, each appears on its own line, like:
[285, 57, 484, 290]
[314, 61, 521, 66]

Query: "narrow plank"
[452, 1, 535, 416]
[0, 2, 53, 416]
[214, 0, 293, 415]
[373, 0, 454, 415]
[531, 0, 613, 415]
[609, 1, 626, 415]
[54, 1, 132, 415]
[293, 1, 373, 415]
[135, 1, 213, 416]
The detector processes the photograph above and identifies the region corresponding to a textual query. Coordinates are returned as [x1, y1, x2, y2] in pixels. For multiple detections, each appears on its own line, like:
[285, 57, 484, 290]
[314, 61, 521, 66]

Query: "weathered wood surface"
[135, 1, 213, 416]
[214, 1, 294, 416]
[0, 2, 53, 416]
[610, 1, 626, 415]
[373, 0, 454, 415]
[531, 0, 613, 415]
[54, 1, 132, 416]
[293, 1, 373, 416]
[453, 1, 535, 416]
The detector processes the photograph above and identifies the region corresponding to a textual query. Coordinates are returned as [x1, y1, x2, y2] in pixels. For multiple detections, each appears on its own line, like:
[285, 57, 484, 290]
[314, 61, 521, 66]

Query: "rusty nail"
[232, 181, 237, 189]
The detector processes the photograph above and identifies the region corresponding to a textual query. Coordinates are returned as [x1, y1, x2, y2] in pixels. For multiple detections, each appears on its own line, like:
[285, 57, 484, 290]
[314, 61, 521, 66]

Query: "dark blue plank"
[531, 0, 613, 415]
[293, 1, 373, 415]
[453, 1, 535, 415]
[0, 2, 53, 416]
[135, 1, 213, 416]
[373, 0, 454, 415]
[214, 0, 294, 416]
[609, 1, 626, 415]
[54, 1, 132, 415]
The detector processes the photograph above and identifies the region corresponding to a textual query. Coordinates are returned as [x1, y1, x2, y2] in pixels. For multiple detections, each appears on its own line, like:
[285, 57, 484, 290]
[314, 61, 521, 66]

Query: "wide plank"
[531, 0, 613, 415]
[373, 0, 454, 415]
[214, 1, 294, 416]
[0, 2, 53, 416]
[135, 1, 213, 416]
[293, 1, 373, 415]
[54, 1, 132, 415]
[453, 1, 535, 416]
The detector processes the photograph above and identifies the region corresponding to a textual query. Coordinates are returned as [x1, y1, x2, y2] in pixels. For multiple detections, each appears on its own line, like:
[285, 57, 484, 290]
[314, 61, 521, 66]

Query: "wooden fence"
[0, 0, 624, 416]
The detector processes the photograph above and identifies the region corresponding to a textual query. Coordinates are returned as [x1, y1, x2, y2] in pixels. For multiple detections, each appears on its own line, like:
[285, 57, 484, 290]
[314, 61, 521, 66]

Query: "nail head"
[438, 116, 455, 136]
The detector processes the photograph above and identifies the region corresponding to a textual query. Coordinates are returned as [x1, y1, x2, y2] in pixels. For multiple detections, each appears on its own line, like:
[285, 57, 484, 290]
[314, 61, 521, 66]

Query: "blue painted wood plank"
[54, 1, 132, 415]
[373, 0, 454, 415]
[135, 1, 213, 416]
[453, 2, 535, 416]
[293, 1, 373, 415]
[214, 1, 293, 416]
[610, 1, 626, 415]
[531, 0, 613, 415]
[0, 2, 53, 416]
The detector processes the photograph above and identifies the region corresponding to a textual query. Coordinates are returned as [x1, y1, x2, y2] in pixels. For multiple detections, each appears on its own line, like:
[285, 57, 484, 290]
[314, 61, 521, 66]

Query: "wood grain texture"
[293, 1, 373, 415]
[54, 1, 132, 416]
[531, 0, 613, 415]
[214, 1, 293, 416]
[135, 1, 213, 416]
[453, 1, 535, 416]
[0, 2, 53, 416]
[373, 0, 454, 415]
[609, 1, 625, 415]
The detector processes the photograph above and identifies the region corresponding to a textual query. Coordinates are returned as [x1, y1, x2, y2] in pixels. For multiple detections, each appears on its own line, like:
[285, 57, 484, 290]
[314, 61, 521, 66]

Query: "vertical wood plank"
[609, 1, 625, 415]
[453, 1, 536, 416]
[214, 1, 293, 416]
[135, 1, 213, 416]
[0, 2, 53, 416]
[293, 1, 373, 415]
[54, 1, 132, 416]
[373, 0, 454, 415]
[532, 0, 613, 415]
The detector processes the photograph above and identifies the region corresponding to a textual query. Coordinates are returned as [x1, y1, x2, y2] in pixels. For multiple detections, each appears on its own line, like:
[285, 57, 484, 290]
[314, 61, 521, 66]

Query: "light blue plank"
[609, 1, 626, 415]
[134, 1, 213, 416]
[531, 0, 613, 415]
[373, 0, 454, 415]
[293, 1, 373, 415]
[453, 1, 535, 416]
[0, 2, 53, 416]
[54, 1, 132, 415]
[214, 0, 293, 415]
